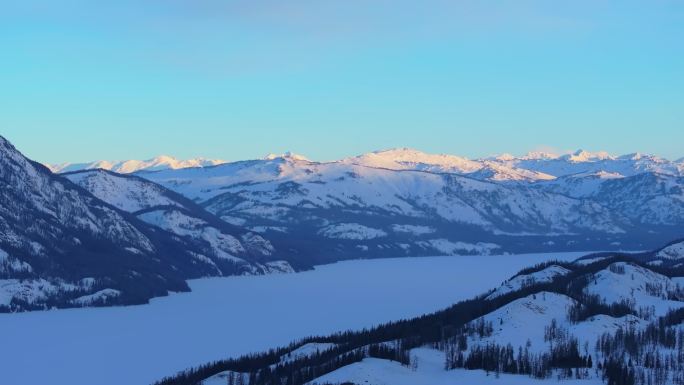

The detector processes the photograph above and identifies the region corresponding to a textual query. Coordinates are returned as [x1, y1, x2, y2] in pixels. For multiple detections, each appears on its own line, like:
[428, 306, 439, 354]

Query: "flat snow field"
[0, 252, 587, 385]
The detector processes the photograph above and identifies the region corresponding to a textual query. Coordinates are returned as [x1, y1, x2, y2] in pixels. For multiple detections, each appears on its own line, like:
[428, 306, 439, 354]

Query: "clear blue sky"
[1, 0, 683, 163]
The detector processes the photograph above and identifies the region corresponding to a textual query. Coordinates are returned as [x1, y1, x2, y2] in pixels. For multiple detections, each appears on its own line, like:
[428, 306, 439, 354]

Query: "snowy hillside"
[64, 169, 185, 212]
[486, 265, 571, 299]
[64, 169, 294, 275]
[657, 240, 684, 260]
[157, 247, 684, 385]
[132, 151, 684, 263]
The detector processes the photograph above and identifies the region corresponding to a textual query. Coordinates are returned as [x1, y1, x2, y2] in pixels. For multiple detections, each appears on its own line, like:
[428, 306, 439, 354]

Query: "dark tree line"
[567, 294, 636, 323]
[443, 318, 592, 380]
[596, 308, 684, 385]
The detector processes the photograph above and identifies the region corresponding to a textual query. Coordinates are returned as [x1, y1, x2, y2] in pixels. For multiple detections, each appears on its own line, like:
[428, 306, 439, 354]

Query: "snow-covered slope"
[64, 169, 184, 212]
[656, 240, 684, 260]
[474, 291, 578, 352]
[47, 155, 226, 174]
[486, 265, 571, 299]
[584, 262, 682, 316]
[63, 169, 293, 275]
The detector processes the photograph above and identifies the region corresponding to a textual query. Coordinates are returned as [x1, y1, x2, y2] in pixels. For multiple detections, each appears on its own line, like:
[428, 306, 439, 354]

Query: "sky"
[1, 0, 683, 163]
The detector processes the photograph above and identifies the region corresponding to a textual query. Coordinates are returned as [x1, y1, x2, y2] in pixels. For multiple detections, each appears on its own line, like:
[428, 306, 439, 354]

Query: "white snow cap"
[562, 149, 615, 162]
[263, 152, 310, 161]
[520, 151, 561, 160]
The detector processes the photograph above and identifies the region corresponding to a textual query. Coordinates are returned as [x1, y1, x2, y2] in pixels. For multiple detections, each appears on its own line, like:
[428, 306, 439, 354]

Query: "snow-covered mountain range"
[63, 169, 294, 272]
[157, 241, 684, 385]
[43, 147, 684, 264]
[0, 137, 291, 312]
[47, 155, 227, 174]
[109, 148, 682, 263]
[48, 148, 684, 180]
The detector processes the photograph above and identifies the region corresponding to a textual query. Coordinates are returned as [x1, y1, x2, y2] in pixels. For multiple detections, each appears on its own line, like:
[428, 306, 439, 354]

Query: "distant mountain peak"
[563, 149, 615, 162]
[520, 151, 560, 160]
[492, 153, 516, 161]
[617, 152, 664, 162]
[263, 152, 310, 162]
[344, 148, 479, 174]
[47, 155, 227, 174]
[151, 154, 176, 162]
[370, 147, 429, 156]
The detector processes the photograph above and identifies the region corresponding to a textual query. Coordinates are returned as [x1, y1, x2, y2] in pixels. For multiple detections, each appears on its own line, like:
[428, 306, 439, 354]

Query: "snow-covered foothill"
[486, 265, 571, 299]
[64, 170, 182, 212]
[584, 262, 684, 316]
[656, 240, 684, 260]
[471, 292, 576, 353]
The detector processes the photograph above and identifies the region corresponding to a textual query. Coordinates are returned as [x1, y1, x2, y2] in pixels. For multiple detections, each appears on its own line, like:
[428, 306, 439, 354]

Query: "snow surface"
[0, 252, 586, 385]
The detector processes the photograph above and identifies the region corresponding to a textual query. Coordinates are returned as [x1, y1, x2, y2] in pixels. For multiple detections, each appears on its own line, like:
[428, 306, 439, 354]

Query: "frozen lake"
[0, 252, 588, 385]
